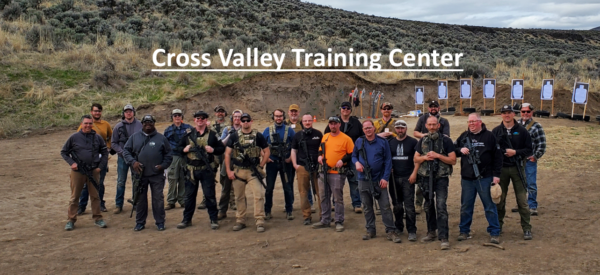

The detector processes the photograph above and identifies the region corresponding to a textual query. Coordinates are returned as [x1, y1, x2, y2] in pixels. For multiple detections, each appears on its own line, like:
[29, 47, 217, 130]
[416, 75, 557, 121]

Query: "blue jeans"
[265, 161, 294, 214]
[347, 161, 361, 208]
[459, 177, 501, 236]
[525, 160, 538, 209]
[79, 165, 107, 209]
[115, 156, 133, 208]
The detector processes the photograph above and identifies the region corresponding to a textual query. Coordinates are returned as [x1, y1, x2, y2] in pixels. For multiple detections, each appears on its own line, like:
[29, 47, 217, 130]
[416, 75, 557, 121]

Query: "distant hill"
[592, 27, 600, 31]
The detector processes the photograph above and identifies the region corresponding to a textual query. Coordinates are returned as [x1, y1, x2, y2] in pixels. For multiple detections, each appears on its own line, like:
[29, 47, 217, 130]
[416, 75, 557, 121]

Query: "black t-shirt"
[414, 113, 451, 137]
[388, 136, 418, 178]
[226, 130, 269, 166]
[291, 128, 324, 167]
[415, 135, 456, 156]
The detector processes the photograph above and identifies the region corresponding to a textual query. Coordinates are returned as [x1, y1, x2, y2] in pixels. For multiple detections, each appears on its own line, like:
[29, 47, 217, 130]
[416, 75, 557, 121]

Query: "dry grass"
[541, 125, 600, 171]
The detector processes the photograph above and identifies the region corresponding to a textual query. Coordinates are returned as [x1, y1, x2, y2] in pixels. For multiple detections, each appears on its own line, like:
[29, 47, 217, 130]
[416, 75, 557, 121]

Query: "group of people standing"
[60, 99, 546, 250]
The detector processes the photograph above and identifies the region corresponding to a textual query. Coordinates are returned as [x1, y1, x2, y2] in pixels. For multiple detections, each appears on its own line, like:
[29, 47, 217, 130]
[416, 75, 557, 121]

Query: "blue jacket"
[163, 123, 192, 156]
[263, 123, 295, 161]
[352, 135, 392, 182]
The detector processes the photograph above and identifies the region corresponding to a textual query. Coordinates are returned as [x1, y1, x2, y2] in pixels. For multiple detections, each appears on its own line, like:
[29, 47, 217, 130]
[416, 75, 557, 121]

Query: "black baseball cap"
[500, 105, 514, 113]
[240, 113, 252, 120]
[193, 111, 209, 118]
[429, 100, 440, 107]
[340, 101, 352, 108]
[141, 114, 156, 123]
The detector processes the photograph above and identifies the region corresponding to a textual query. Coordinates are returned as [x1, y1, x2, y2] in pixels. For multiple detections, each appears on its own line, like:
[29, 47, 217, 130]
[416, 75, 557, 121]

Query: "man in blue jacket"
[352, 120, 400, 243]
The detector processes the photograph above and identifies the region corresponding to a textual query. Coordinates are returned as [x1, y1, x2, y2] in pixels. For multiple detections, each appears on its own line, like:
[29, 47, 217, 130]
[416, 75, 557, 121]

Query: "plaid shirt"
[520, 118, 546, 160]
[164, 123, 192, 155]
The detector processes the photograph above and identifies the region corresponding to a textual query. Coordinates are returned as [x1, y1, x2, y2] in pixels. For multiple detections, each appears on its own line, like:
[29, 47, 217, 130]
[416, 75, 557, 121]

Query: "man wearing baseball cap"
[374, 102, 398, 140]
[388, 119, 419, 242]
[111, 104, 143, 214]
[164, 109, 193, 210]
[286, 104, 303, 131]
[492, 105, 533, 240]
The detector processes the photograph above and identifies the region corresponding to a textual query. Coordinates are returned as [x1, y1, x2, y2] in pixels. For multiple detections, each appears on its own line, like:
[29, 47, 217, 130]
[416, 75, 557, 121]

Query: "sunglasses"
[521, 110, 531, 113]
[194, 117, 207, 120]
[241, 119, 251, 123]
[382, 107, 392, 110]
[172, 114, 182, 117]
[341, 106, 351, 110]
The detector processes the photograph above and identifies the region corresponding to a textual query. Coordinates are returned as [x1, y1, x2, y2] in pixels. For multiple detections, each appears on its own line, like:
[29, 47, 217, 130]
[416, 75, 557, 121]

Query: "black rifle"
[234, 141, 267, 189]
[188, 131, 215, 178]
[300, 133, 321, 217]
[426, 137, 440, 201]
[69, 151, 101, 192]
[359, 138, 381, 199]
[270, 132, 289, 184]
[129, 164, 144, 218]
[462, 134, 482, 179]
[320, 142, 331, 204]
[502, 132, 527, 190]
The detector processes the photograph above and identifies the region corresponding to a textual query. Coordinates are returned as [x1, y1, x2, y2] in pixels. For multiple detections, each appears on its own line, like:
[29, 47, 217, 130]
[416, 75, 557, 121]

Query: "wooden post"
[470, 77, 473, 107]
[552, 99, 554, 116]
[494, 97, 496, 114]
[460, 99, 463, 114]
[483, 75, 486, 110]
[583, 79, 591, 119]
[571, 77, 578, 118]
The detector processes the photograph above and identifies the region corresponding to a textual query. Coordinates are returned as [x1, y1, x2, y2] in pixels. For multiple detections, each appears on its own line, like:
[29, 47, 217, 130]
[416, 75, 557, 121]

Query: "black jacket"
[491, 120, 533, 167]
[177, 127, 225, 167]
[123, 130, 173, 177]
[455, 124, 502, 180]
[61, 130, 109, 171]
[324, 116, 364, 142]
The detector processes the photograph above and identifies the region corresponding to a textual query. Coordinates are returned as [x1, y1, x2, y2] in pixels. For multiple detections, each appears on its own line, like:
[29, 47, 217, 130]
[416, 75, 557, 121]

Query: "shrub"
[2, 3, 22, 21]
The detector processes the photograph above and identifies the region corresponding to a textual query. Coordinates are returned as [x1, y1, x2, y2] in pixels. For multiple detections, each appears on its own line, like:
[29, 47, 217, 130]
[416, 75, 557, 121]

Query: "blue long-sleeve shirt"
[352, 136, 392, 182]
[263, 123, 295, 161]
[163, 123, 192, 156]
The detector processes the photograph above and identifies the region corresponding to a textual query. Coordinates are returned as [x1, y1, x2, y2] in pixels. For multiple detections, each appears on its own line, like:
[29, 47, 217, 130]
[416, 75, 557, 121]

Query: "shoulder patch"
[185, 128, 192, 134]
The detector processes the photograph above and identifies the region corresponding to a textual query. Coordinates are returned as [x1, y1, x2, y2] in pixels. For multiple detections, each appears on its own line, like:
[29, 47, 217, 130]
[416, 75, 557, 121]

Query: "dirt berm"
[137, 72, 599, 121]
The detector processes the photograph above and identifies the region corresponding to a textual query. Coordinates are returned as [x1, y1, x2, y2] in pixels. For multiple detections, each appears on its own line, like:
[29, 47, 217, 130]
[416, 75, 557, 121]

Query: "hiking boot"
[286, 212, 294, 220]
[100, 206, 107, 212]
[524, 231, 533, 240]
[256, 224, 265, 233]
[113, 207, 122, 214]
[265, 213, 272, 220]
[156, 223, 165, 231]
[64, 221, 75, 231]
[94, 220, 107, 228]
[387, 232, 402, 243]
[530, 208, 538, 216]
[210, 220, 219, 230]
[440, 239, 450, 250]
[77, 207, 85, 216]
[457, 233, 472, 241]
[363, 231, 376, 240]
[232, 223, 246, 231]
[415, 205, 422, 214]
[511, 206, 519, 212]
[177, 221, 191, 229]
[421, 231, 437, 242]
[133, 224, 145, 231]
[354, 206, 363, 214]
[490, 236, 500, 244]
[303, 218, 312, 225]
[312, 222, 330, 229]
[217, 212, 227, 220]
[335, 223, 344, 232]
[165, 204, 175, 210]
[408, 233, 417, 242]
[197, 199, 206, 209]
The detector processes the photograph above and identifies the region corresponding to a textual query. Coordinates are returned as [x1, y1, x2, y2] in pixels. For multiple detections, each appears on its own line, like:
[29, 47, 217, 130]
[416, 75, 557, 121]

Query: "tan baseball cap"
[289, 104, 300, 111]
[491, 183, 502, 204]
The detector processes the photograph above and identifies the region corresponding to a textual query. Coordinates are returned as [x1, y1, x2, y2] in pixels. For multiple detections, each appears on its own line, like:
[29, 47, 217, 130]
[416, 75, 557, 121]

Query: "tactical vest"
[375, 117, 395, 133]
[211, 121, 228, 137]
[186, 128, 216, 167]
[268, 124, 290, 158]
[232, 129, 262, 166]
[417, 133, 453, 178]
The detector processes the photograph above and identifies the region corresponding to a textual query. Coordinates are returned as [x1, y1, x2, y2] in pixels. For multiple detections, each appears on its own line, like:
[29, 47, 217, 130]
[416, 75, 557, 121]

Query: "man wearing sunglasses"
[374, 102, 398, 140]
[515, 103, 546, 216]
[122, 115, 173, 231]
[176, 111, 225, 230]
[324, 101, 364, 214]
[225, 113, 271, 232]
[164, 109, 192, 210]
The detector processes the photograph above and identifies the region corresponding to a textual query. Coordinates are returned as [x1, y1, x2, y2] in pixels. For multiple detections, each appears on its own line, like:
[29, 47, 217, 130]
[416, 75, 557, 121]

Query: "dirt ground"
[1, 115, 600, 274]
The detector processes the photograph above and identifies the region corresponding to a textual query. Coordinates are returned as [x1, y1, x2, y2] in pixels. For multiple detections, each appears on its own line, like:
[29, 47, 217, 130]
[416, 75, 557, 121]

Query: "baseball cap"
[172, 109, 183, 115]
[381, 102, 393, 109]
[214, 105, 226, 112]
[491, 183, 502, 204]
[240, 113, 252, 120]
[289, 104, 300, 111]
[193, 111, 209, 118]
[500, 105, 514, 113]
[123, 104, 134, 111]
[394, 120, 407, 128]
[328, 116, 341, 123]
[141, 114, 155, 123]
[429, 100, 440, 107]
[340, 101, 352, 108]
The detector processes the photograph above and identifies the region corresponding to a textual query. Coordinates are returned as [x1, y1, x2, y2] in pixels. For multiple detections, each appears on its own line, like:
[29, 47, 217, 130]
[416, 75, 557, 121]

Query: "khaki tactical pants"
[69, 170, 102, 222]
[296, 165, 319, 220]
[232, 167, 265, 226]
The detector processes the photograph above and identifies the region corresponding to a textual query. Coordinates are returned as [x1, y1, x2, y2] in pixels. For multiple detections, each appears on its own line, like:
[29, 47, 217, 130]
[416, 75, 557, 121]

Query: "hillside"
[0, 0, 599, 136]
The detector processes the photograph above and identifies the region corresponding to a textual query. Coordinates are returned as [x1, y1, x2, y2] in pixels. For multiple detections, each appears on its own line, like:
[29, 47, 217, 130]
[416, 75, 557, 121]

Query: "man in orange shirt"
[312, 117, 354, 232]
[77, 103, 112, 214]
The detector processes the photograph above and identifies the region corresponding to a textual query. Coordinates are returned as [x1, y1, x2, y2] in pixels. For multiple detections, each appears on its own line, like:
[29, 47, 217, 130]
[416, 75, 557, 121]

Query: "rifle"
[426, 137, 440, 201]
[300, 133, 321, 217]
[129, 164, 144, 218]
[234, 141, 267, 189]
[270, 132, 288, 184]
[189, 131, 215, 178]
[320, 142, 331, 205]
[502, 132, 527, 191]
[462, 134, 482, 179]
[358, 138, 381, 200]
[69, 150, 101, 193]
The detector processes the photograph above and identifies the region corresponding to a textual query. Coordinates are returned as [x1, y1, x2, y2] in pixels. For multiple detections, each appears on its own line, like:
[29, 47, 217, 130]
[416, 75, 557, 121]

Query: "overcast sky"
[305, 0, 600, 30]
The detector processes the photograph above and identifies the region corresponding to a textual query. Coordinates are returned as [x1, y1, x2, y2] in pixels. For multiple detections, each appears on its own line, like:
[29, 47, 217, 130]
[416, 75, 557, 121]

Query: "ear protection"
[171, 112, 184, 120]
[270, 109, 286, 120]
[230, 109, 243, 123]
[214, 106, 228, 116]
[121, 105, 136, 120]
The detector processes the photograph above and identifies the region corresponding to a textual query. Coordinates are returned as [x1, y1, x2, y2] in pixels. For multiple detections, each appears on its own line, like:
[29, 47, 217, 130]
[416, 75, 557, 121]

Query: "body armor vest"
[186, 129, 214, 165]
[232, 129, 261, 166]
[268, 124, 290, 158]
[417, 133, 453, 178]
